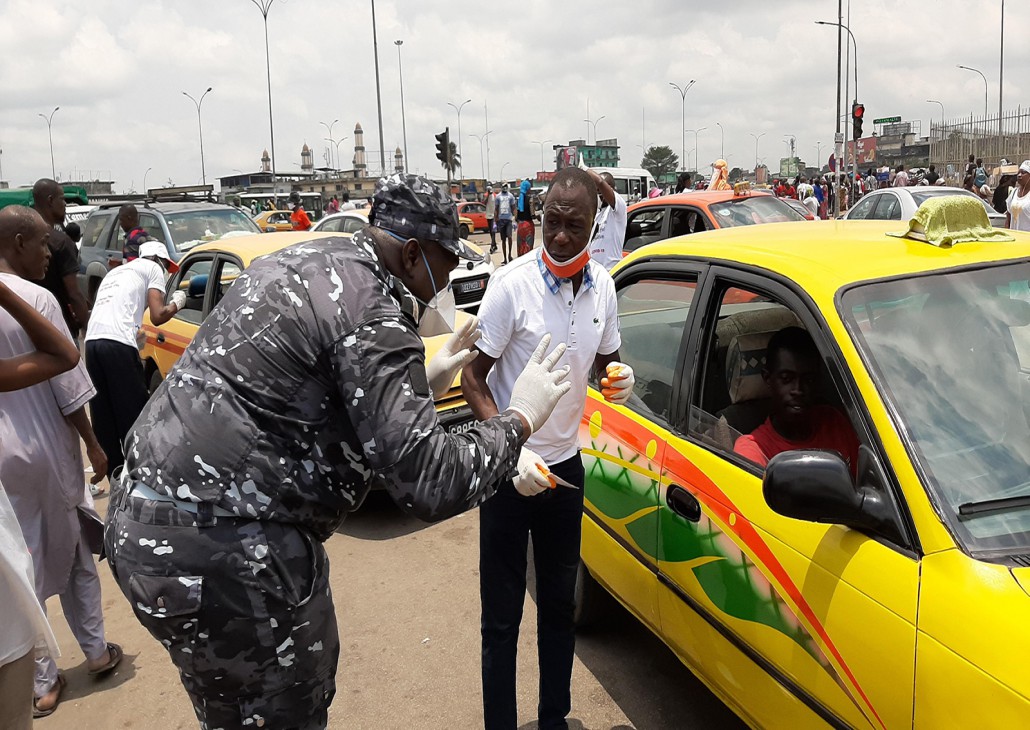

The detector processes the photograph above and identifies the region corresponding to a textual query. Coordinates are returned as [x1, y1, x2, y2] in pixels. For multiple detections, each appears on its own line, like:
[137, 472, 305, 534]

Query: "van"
[601, 167, 658, 203]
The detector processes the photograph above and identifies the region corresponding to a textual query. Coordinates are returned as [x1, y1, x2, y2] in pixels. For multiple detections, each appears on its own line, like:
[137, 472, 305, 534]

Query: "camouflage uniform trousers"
[104, 484, 339, 729]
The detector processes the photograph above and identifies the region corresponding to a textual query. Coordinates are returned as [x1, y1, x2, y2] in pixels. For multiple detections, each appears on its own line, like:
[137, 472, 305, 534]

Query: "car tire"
[573, 560, 612, 630]
[459, 224, 470, 239]
[147, 366, 163, 397]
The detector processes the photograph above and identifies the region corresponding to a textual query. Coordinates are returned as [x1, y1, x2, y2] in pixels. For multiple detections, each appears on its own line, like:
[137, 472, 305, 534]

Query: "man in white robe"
[0, 206, 120, 716]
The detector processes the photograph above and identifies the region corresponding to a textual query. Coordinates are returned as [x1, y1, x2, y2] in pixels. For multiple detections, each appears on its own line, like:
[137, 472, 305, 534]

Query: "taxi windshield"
[843, 261, 1030, 554]
[165, 209, 261, 252]
[708, 196, 806, 228]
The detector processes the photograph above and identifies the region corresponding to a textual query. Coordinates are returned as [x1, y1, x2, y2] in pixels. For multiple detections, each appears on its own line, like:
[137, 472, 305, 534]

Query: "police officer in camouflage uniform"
[104, 174, 573, 729]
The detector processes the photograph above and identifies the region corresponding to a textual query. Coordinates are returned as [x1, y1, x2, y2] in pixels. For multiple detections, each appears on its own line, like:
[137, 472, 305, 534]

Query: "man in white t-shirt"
[494, 183, 517, 263]
[463, 166, 636, 728]
[84, 241, 184, 479]
[587, 169, 628, 271]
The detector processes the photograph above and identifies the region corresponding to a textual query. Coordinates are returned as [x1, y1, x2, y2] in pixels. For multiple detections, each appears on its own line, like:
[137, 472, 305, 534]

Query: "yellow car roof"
[623, 220, 1030, 298]
[188, 231, 346, 268]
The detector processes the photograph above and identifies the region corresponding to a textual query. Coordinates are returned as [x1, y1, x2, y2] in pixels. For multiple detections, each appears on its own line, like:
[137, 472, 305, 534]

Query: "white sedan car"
[844, 186, 1006, 226]
[312, 210, 495, 311]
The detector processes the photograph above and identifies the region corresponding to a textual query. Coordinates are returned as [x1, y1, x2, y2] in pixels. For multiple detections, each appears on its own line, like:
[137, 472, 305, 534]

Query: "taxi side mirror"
[762, 450, 904, 544]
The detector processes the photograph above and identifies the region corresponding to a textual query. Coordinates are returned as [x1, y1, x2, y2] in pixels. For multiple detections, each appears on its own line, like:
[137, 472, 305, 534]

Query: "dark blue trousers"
[479, 453, 585, 730]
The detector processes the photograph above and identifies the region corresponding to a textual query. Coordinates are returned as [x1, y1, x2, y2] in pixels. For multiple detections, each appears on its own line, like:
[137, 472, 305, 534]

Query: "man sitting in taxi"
[734, 327, 859, 473]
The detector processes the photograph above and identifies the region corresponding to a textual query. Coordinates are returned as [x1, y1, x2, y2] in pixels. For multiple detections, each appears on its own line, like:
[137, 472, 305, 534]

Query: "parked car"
[311, 209, 494, 311]
[138, 231, 478, 439]
[456, 201, 489, 231]
[624, 188, 807, 253]
[253, 209, 294, 232]
[844, 186, 1007, 227]
[578, 218, 1030, 728]
[77, 200, 261, 305]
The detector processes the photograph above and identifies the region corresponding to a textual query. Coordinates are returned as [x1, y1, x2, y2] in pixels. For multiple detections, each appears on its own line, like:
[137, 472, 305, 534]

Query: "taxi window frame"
[606, 256, 709, 430]
[677, 262, 921, 557]
[209, 253, 245, 314]
[167, 253, 217, 325]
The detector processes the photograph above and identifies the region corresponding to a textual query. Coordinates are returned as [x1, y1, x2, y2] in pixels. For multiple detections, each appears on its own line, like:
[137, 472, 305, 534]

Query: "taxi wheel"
[573, 561, 612, 630]
[459, 224, 470, 239]
[147, 368, 163, 397]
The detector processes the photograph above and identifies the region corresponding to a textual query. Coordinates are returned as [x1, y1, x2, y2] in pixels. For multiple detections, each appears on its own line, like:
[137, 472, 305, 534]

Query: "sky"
[0, 0, 1023, 192]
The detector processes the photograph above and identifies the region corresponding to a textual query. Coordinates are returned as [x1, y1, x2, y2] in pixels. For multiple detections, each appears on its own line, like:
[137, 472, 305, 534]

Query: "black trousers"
[479, 453, 585, 730]
[84, 338, 149, 479]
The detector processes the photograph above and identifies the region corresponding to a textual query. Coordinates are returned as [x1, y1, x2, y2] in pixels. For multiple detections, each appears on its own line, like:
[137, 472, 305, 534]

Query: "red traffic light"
[852, 103, 865, 119]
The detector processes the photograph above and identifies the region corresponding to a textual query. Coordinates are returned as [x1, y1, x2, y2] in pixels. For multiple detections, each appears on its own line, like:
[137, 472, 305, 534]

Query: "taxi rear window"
[709, 196, 806, 227]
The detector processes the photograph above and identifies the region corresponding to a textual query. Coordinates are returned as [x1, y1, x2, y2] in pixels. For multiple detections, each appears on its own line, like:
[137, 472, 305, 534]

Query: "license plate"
[458, 279, 485, 293]
[445, 419, 475, 435]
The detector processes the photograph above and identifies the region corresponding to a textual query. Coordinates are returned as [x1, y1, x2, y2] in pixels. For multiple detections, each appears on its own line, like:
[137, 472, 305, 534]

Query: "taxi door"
[656, 269, 919, 729]
[142, 253, 217, 381]
[580, 261, 703, 633]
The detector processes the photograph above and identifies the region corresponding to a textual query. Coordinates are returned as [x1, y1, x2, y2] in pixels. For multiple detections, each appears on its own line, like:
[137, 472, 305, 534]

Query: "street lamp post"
[394, 40, 408, 172]
[530, 139, 551, 174]
[250, 1, 278, 188]
[369, 0, 387, 175]
[669, 80, 696, 172]
[143, 167, 152, 194]
[685, 127, 706, 172]
[500, 162, 510, 182]
[38, 106, 59, 179]
[957, 64, 989, 119]
[319, 119, 339, 169]
[715, 122, 724, 160]
[999, 0, 1005, 139]
[448, 98, 472, 187]
[816, 141, 822, 168]
[324, 135, 348, 172]
[749, 132, 766, 172]
[470, 131, 492, 181]
[583, 115, 605, 145]
[182, 88, 213, 186]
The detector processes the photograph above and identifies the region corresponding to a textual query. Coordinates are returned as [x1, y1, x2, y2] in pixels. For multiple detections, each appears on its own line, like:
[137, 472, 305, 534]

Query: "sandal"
[88, 642, 123, 676]
[33, 672, 66, 718]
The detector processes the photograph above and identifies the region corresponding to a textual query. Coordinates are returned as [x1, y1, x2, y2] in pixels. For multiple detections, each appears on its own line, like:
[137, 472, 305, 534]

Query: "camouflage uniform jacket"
[125, 232, 523, 540]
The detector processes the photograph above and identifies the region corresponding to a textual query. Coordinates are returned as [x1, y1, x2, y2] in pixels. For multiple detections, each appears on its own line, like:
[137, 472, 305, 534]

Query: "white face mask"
[416, 244, 456, 337]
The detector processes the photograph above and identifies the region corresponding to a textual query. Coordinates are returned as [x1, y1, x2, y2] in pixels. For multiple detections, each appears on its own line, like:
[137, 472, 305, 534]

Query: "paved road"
[43, 483, 743, 729]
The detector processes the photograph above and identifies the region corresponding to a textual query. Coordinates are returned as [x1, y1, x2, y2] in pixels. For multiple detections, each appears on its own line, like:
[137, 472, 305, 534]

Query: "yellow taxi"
[252, 209, 295, 232]
[140, 231, 476, 435]
[579, 218, 1030, 727]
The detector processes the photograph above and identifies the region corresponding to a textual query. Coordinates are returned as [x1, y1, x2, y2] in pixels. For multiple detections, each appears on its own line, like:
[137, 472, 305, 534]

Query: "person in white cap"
[1006, 161, 1030, 232]
[84, 240, 184, 479]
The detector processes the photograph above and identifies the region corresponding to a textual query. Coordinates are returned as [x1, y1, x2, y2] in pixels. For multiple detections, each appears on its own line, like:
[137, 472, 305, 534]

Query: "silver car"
[844, 186, 1006, 227]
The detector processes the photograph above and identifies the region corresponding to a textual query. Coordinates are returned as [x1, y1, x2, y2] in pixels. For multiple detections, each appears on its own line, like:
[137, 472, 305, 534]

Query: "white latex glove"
[506, 334, 572, 434]
[170, 290, 187, 311]
[601, 361, 635, 405]
[513, 447, 551, 497]
[426, 316, 481, 399]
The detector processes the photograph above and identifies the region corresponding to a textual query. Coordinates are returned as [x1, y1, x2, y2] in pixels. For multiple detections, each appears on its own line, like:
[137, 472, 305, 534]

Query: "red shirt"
[733, 405, 859, 474]
[291, 207, 312, 231]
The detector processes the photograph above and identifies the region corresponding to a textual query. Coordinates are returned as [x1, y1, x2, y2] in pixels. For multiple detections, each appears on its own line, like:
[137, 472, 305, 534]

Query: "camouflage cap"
[370, 173, 475, 260]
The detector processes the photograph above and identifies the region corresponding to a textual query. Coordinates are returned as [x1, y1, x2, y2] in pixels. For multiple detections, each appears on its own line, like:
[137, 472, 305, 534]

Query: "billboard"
[845, 136, 877, 166]
[555, 146, 578, 169]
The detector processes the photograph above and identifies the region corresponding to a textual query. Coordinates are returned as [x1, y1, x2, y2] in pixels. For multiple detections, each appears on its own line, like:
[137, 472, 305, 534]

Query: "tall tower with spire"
[394, 147, 404, 173]
[353, 123, 367, 177]
[261, 148, 271, 173]
[301, 143, 313, 172]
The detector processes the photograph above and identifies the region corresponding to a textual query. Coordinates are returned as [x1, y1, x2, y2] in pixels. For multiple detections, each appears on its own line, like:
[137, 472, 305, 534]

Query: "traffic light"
[851, 102, 865, 139]
[435, 128, 451, 167]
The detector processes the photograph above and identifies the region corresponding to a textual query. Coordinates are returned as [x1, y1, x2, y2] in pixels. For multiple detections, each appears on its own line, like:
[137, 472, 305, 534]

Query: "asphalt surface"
[38, 235, 745, 728]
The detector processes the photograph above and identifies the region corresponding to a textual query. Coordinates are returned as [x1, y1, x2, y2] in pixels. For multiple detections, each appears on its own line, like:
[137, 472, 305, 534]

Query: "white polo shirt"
[85, 258, 166, 348]
[588, 195, 628, 271]
[477, 250, 621, 464]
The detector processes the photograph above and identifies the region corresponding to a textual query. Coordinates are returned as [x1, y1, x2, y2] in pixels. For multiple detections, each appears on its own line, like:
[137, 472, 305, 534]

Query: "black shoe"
[489, 245, 497, 254]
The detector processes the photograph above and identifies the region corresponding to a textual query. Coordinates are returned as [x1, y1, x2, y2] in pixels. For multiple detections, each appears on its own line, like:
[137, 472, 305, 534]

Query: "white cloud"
[0, 0, 1024, 190]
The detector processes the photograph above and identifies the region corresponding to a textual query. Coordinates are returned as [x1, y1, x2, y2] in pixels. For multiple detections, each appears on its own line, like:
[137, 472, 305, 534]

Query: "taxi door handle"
[667, 485, 702, 522]
[156, 332, 166, 343]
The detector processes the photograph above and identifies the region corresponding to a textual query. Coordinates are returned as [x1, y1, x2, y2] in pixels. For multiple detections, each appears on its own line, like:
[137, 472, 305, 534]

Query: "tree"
[728, 167, 744, 183]
[440, 142, 461, 175]
[641, 145, 679, 183]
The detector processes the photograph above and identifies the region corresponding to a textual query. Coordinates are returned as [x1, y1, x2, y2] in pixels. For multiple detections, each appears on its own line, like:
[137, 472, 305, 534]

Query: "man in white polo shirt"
[463, 166, 636, 729]
[84, 240, 184, 479]
[586, 169, 627, 271]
